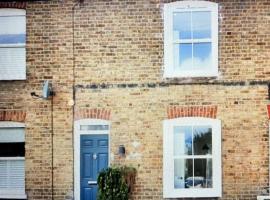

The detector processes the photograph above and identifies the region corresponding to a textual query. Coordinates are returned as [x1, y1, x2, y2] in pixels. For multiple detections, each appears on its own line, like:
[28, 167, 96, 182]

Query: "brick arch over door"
[0, 110, 26, 122]
[167, 105, 218, 119]
[0, 2, 26, 9]
[75, 108, 111, 121]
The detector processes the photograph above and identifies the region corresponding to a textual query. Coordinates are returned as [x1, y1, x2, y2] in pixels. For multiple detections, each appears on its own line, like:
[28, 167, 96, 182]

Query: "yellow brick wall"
[76, 85, 269, 200]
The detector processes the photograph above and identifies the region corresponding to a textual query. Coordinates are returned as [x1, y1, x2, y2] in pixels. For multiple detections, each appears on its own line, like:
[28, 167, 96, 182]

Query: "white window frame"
[0, 9, 26, 80]
[163, 117, 221, 198]
[163, 1, 218, 78]
[0, 121, 27, 199]
[74, 119, 110, 200]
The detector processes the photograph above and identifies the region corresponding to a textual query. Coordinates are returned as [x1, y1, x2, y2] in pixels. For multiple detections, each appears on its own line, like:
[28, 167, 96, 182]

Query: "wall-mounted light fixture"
[118, 145, 125, 157]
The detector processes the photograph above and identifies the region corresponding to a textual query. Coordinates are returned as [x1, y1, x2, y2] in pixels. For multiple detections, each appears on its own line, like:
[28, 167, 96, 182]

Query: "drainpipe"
[72, 0, 83, 198]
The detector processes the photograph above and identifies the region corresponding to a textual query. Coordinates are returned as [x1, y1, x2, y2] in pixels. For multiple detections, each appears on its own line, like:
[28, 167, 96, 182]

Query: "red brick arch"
[0, 2, 26, 9]
[167, 105, 217, 119]
[75, 108, 111, 121]
[0, 110, 26, 122]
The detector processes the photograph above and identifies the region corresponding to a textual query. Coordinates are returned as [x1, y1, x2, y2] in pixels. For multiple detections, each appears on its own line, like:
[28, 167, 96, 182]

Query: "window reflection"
[174, 159, 213, 189]
[193, 126, 212, 155]
[174, 126, 192, 155]
[193, 43, 212, 69]
[173, 12, 192, 40]
[172, 11, 212, 71]
[174, 159, 193, 189]
[192, 11, 211, 39]
[194, 159, 213, 188]
[173, 125, 213, 189]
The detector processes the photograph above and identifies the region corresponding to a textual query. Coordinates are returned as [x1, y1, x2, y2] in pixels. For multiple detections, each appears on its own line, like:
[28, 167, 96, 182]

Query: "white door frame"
[74, 119, 110, 200]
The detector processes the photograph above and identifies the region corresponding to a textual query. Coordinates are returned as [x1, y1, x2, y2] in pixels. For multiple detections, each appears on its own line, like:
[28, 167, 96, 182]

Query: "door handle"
[88, 181, 97, 185]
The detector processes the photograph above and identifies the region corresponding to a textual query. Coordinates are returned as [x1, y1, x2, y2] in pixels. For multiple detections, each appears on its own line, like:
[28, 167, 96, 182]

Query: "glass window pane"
[192, 11, 211, 39]
[0, 34, 25, 45]
[174, 43, 192, 70]
[0, 47, 25, 69]
[0, 128, 24, 143]
[0, 160, 25, 190]
[174, 126, 192, 155]
[193, 43, 212, 69]
[194, 159, 213, 188]
[0, 142, 25, 157]
[0, 16, 25, 45]
[173, 12, 191, 40]
[80, 125, 109, 131]
[174, 159, 193, 189]
[193, 126, 212, 155]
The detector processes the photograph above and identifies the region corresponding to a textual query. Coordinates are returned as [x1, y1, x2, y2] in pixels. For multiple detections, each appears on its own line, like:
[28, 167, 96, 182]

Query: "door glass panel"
[193, 126, 212, 155]
[192, 11, 211, 39]
[173, 12, 191, 40]
[80, 125, 109, 131]
[174, 126, 192, 155]
[174, 159, 193, 189]
[193, 43, 212, 69]
[194, 159, 213, 188]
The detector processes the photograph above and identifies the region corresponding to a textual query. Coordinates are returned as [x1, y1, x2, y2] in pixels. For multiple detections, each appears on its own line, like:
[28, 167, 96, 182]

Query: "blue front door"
[80, 134, 108, 200]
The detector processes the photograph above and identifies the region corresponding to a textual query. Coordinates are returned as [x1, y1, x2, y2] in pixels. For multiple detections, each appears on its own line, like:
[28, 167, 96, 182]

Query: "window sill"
[257, 196, 270, 200]
[0, 77, 26, 81]
[163, 71, 219, 79]
[163, 188, 222, 198]
[163, 76, 219, 84]
[0, 194, 27, 199]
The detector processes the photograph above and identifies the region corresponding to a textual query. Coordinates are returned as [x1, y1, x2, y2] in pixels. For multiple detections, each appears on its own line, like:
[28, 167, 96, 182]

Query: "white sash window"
[163, 117, 221, 198]
[164, 1, 218, 78]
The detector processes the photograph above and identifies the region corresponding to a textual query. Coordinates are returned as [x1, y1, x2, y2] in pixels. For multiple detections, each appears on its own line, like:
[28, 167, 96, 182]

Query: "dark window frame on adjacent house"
[0, 122, 26, 199]
[0, 8, 26, 80]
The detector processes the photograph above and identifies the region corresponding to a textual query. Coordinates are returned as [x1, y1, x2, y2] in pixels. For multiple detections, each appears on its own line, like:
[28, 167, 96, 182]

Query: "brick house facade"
[0, 0, 269, 199]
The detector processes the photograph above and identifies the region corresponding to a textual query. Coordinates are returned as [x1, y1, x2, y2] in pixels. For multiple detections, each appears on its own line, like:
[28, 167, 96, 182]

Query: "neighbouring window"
[163, 117, 221, 198]
[0, 122, 26, 199]
[0, 9, 26, 80]
[163, 1, 218, 78]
